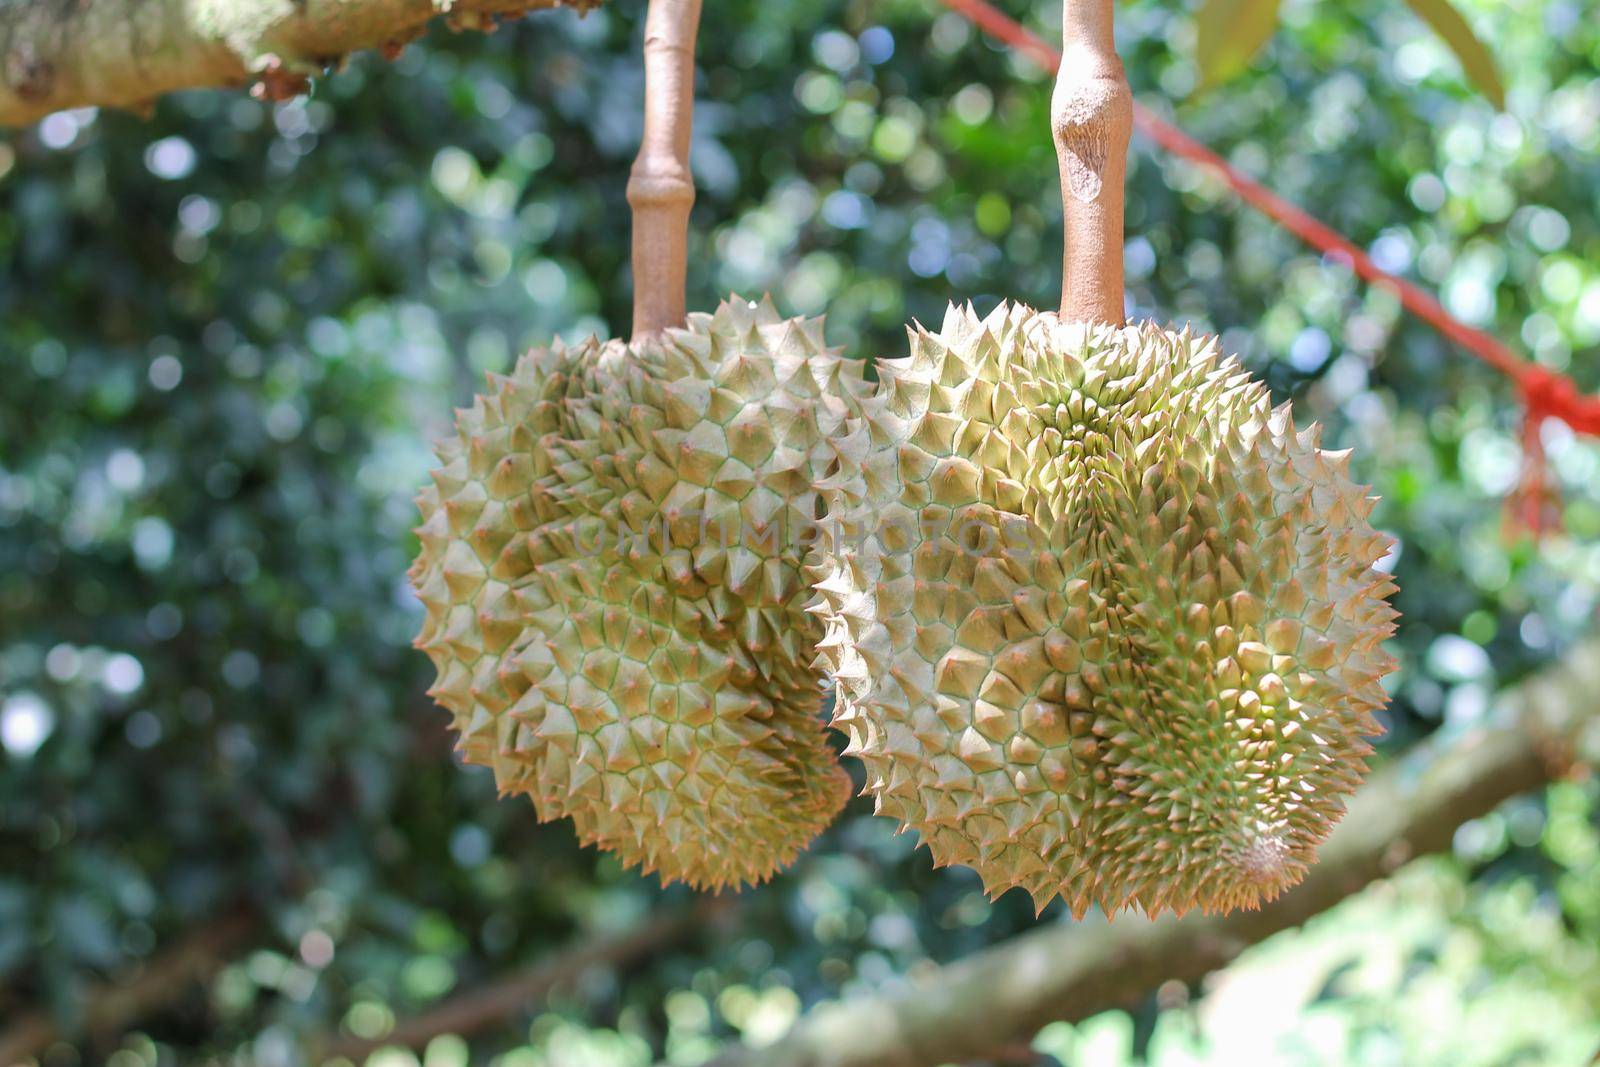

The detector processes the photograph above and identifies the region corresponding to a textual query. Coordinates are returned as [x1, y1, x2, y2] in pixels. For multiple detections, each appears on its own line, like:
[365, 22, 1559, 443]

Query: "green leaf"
[1195, 0, 1282, 90]
[1402, 0, 1506, 108]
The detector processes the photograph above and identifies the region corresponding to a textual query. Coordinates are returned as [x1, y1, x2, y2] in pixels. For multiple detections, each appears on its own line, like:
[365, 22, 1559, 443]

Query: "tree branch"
[0, 896, 733, 1065]
[0, 0, 601, 127]
[0, 908, 258, 1066]
[704, 638, 1600, 1067]
[315, 896, 735, 1060]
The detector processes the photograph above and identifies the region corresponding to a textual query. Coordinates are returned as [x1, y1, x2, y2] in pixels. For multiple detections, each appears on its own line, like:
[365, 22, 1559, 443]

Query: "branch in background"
[0, 0, 603, 128]
[0, 896, 733, 1065]
[316, 896, 736, 1061]
[0, 909, 258, 1067]
[704, 640, 1600, 1067]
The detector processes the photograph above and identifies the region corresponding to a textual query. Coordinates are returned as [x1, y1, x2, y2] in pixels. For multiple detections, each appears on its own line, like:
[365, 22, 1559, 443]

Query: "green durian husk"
[808, 301, 1399, 917]
[411, 297, 865, 889]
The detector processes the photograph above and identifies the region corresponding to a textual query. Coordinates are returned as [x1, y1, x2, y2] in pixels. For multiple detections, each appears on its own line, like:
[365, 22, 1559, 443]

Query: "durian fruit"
[810, 302, 1399, 916]
[411, 297, 861, 888]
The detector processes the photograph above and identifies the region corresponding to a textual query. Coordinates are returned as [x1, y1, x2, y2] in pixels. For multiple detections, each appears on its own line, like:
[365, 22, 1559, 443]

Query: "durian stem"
[627, 0, 702, 343]
[1054, 0, 1131, 325]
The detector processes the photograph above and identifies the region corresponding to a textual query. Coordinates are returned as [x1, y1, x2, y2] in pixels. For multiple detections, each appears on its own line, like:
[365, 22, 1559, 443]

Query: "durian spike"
[1054, 0, 1131, 325]
[627, 0, 701, 342]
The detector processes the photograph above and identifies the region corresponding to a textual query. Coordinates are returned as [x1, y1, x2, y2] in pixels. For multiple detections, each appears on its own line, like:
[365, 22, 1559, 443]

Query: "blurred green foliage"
[1195, 0, 1506, 106]
[0, 0, 1597, 1063]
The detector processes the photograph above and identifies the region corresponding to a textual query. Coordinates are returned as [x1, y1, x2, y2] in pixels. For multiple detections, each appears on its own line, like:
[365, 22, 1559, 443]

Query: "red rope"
[935, 0, 1600, 534]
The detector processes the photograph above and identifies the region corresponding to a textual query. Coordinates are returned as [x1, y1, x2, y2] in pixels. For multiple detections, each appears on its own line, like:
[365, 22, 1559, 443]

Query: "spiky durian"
[809, 301, 1398, 916]
[411, 297, 861, 888]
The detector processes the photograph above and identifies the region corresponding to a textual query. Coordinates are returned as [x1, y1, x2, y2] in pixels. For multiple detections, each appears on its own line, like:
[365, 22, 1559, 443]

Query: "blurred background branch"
[0, 898, 737, 1064]
[0, 908, 257, 1066]
[315, 896, 737, 1061]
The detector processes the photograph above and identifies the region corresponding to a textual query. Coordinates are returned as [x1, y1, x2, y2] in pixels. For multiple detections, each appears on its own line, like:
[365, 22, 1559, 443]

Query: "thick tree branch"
[704, 639, 1600, 1067]
[0, 0, 601, 127]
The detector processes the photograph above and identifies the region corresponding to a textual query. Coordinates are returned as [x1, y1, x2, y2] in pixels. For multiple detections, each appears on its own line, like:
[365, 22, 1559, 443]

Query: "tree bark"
[702, 638, 1600, 1067]
[0, 0, 600, 127]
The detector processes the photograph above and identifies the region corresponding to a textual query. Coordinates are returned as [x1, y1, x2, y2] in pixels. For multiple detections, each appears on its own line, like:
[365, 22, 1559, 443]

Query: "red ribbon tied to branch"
[936, 0, 1599, 536]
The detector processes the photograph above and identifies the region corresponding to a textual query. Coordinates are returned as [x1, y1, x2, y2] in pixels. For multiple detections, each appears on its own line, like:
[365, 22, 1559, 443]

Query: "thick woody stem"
[1053, 0, 1131, 324]
[627, 0, 701, 342]
[0, 0, 594, 128]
